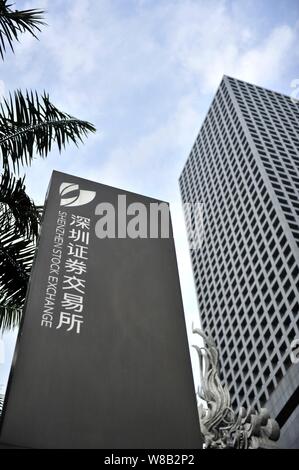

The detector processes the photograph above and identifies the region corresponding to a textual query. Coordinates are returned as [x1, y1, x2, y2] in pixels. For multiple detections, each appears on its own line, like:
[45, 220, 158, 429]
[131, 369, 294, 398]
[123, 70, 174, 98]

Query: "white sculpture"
[193, 326, 280, 449]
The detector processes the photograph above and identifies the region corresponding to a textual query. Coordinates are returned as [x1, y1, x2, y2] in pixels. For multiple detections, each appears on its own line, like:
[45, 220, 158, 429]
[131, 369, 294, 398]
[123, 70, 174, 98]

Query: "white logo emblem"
[60, 182, 96, 207]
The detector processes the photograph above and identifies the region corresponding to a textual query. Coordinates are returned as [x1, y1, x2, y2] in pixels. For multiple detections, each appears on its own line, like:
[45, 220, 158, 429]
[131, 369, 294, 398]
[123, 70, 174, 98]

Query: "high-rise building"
[179, 76, 299, 448]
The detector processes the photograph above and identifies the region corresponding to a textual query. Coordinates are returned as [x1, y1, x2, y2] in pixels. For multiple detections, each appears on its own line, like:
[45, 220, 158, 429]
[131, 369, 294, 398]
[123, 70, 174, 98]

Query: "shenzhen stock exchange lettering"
[41, 211, 90, 334]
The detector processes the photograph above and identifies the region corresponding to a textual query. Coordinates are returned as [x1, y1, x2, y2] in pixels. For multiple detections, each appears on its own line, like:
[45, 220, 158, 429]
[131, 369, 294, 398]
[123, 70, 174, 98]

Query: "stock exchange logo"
[60, 182, 96, 207]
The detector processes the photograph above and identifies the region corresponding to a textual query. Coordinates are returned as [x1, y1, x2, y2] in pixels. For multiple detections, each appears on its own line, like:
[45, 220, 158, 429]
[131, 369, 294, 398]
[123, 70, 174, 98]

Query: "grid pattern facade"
[179, 76, 299, 412]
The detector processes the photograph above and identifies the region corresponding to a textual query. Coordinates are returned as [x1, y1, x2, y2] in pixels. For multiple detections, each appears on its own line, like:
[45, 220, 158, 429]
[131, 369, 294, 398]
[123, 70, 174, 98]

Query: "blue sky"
[1, 0, 299, 393]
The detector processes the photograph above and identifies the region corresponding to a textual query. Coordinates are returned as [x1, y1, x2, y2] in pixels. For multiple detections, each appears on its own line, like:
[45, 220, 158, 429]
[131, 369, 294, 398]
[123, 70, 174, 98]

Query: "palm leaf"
[0, 222, 35, 306]
[0, 192, 37, 330]
[0, 303, 22, 332]
[0, 170, 39, 310]
[0, 0, 45, 59]
[0, 172, 41, 324]
[0, 90, 96, 171]
[0, 169, 40, 239]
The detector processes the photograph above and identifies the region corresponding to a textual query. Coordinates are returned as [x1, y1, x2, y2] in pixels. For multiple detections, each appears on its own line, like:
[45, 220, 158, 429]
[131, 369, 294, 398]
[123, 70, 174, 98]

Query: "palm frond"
[0, 90, 96, 171]
[0, 302, 22, 332]
[0, 169, 40, 239]
[0, 221, 36, 306]
[0, 0, 45, 59]
[0, 173, 40, 328]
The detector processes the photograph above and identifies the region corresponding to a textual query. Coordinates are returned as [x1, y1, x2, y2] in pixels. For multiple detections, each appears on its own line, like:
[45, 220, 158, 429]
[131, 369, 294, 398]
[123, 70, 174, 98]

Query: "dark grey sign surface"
[0, 171, 202, 449]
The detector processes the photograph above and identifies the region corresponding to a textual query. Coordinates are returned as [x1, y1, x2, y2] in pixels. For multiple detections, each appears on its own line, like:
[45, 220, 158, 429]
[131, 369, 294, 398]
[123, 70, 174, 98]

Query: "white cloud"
[8, 1, 298, 108]
[237, 25, 297, 85]
[166, 1, 298, 92]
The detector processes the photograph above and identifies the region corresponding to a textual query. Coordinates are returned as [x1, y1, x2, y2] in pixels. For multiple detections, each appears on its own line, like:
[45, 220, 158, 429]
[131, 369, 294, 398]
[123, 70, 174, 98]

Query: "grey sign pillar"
[0, 171, 202, 449]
